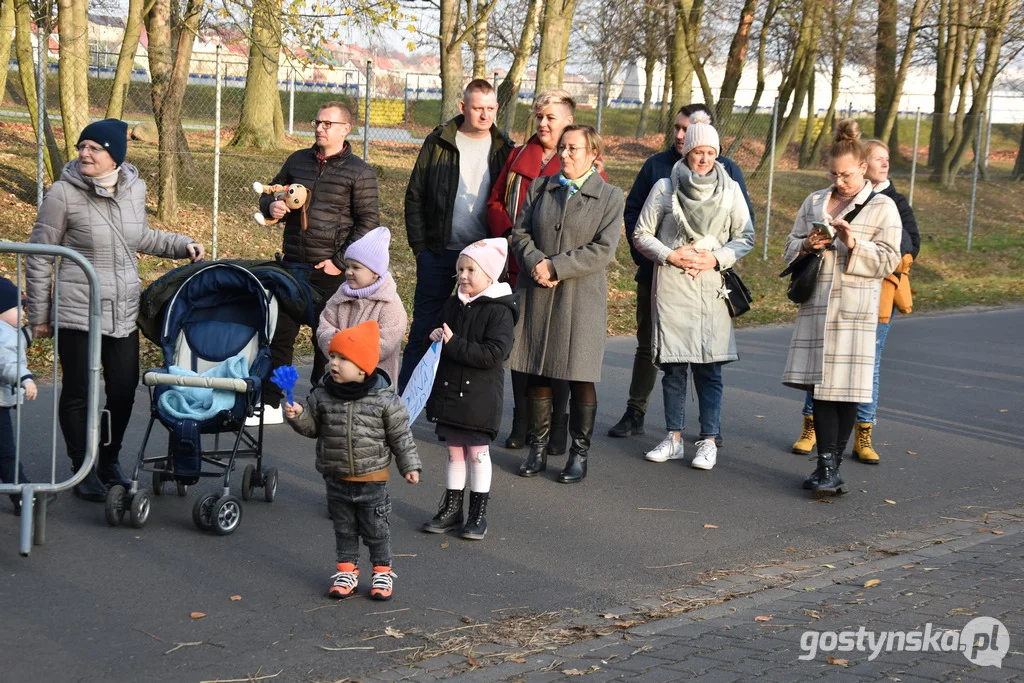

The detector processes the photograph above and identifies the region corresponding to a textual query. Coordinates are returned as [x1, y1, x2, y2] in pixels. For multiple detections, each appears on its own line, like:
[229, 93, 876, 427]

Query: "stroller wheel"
[264, 468, 279, 503]
[105, 485, 127, 527]
[152, 471, 164, 496]
[192, 493, 218, 531]
[211, 495, 243, 535]
[176, 481, 188, 497]
[129, 490, 151, 529]
[241, 465, 255, 501]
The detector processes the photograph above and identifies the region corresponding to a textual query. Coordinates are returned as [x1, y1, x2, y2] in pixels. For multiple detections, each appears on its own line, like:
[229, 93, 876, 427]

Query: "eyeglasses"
[557, 144, 587, 156]
[827, 170, 860, 182]
[311, 119, 350, 130]
[76, 143, 108, 154]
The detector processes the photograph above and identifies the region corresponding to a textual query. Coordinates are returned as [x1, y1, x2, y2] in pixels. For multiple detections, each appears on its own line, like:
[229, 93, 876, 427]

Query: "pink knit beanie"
[344, 226, 390, 276]
[459, 238, 507, 285]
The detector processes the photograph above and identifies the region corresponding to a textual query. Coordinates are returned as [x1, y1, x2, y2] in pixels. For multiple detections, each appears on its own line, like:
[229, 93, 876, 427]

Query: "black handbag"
[779, 192, 877, 305]
[721, 268, 752, 317]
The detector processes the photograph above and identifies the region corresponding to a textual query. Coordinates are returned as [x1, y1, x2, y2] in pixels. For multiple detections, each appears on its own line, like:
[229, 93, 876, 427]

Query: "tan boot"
[853, 422, 879, 464]
[792, 415, 816, 454]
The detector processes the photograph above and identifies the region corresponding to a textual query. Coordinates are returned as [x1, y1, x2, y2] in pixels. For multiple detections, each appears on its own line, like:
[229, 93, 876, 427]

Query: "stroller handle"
[143, 371, 250, 394]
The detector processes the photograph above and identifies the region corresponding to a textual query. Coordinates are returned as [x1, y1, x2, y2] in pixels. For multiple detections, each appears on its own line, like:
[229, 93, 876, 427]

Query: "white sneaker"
[245, 404, 283, 427]
[691, 439, 717, 470]
[645, 434, 685, 462]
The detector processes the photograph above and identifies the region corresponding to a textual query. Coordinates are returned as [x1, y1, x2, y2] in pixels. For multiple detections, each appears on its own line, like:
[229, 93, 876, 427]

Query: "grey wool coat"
[508, 173, 624, 383]
[782, 182, 902, 403]
[26, 161, 194, 337]
[632, 164, 755, 365]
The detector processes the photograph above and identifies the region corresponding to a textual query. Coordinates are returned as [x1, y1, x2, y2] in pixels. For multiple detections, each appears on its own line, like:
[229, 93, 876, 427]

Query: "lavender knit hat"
[344, 226, 391, 276]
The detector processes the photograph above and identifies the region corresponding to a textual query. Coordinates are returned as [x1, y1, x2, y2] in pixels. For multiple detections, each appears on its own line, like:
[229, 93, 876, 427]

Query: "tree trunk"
[676, 0, 713, 109]
[147, 0, 202, 221]
[664, 0, 693, 145]
[438, 0, 464, 122]
[1012, 124, 1024, 180]
[635, 56, 657, 138]
[230, 0, 285, 149]
[722, 0, 778, 158]
[716, 0, 758, 128]
[496, 0, 542, 132]
[106, 0, 148, 119]
[13, 0, 62, 180]
[928, 0, 952, 174]
[0, 0, 15, 104]
[874, 0, 897, 142]
[939, 0, 986, 186]
[877, 0, 927, 146]
[57, 0, 90, 158]
[471, 0, 489, 79]
[535, 0, 579, 93]
[798, 71, 816, 168]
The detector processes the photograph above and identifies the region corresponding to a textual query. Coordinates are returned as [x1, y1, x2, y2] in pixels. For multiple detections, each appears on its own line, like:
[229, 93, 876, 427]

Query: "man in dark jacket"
[608, 103, 756, 439]
[259, 101, 380, 423]
[398, 79, 513, 393]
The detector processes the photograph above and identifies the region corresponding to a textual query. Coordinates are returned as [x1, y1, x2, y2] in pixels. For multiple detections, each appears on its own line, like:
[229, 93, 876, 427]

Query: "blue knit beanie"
[0, 277, 20, 315]
[78, 119, 129, 167]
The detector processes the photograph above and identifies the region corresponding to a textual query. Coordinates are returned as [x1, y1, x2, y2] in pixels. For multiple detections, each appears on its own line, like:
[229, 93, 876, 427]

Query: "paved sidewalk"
[369, 512, 1024, 682]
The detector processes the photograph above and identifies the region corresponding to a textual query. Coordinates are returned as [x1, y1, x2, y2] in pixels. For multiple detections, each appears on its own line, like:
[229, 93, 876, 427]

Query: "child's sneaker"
[369, 566, 396, 601]
[328, 562, 359, 598]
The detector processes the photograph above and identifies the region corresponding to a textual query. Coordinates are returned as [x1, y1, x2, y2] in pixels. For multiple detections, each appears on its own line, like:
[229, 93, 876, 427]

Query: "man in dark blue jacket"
[608, 104, 756, 439]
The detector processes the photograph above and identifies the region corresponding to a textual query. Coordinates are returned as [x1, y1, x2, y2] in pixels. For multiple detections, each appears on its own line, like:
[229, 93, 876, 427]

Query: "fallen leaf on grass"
[755, 616, 773, 622]
[230, 595, 242, 601]
[864, 579, 881, 588]
[884, 499, 897, 505]
[827, 656, 849, 666]
[384, 626, 404, 639]
[703, 524, 719, 529]
[190, 612, 206, 619]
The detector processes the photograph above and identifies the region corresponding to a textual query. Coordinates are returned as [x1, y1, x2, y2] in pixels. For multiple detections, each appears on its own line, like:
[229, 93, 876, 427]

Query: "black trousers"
[265, 268, 344, 407]
[57, 329, 139, 467]
[812, 398, 858, 456]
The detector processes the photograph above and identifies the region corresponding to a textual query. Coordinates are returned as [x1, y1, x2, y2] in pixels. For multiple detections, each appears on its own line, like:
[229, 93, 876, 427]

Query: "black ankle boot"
[559, 402, 596, 484]
[422, 489, 464, 533]
[546, 413, 569, 456]
[519, 393, 552, 477]
[97, 453, 132, 488]
[803, 442, 846, 490]
[460, 492, 489, 540]
[811, 452, 849, 498]
[71, 459, 108, 502]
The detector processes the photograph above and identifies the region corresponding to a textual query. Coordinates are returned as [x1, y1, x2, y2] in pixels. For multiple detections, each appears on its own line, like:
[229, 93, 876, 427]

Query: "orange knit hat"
[328, 320, 380, 375]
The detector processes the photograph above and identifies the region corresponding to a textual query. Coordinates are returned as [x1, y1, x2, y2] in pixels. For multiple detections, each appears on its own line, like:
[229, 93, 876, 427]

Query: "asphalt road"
[2, 306, 1022, 682]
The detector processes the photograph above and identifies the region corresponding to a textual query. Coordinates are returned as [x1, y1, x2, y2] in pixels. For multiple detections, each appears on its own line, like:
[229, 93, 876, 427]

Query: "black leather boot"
[460, 492, 489, 540]
[71, 458, 108, 502]
[519, 392, 552, 477]
[97, 451, 132, 488]
[559, 402, 596, 484]
[422, 489, 464, 533]
[803, 439, 847, 490]
[811, 451, 849, 498]
[546, 413, 569, 456]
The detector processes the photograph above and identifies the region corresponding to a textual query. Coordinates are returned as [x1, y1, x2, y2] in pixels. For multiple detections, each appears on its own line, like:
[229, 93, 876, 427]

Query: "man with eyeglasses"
[398, 79, 513, 394]
[257, 101, 380, 423]
[608, 103, 755, 441]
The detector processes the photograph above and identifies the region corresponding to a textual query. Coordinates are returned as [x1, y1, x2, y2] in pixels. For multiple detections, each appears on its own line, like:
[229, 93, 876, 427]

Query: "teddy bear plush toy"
[253, 182, 310, 230]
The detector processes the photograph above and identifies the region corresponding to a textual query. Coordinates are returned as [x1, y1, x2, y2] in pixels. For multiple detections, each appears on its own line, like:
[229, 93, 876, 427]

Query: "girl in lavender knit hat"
[317, 227, 408, 382]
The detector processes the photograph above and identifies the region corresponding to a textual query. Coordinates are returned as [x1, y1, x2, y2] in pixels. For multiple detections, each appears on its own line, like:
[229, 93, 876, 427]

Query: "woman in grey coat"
[509, 125, 623, 484]
[26, 119, 205, 502]
[632, 114, 754, 472]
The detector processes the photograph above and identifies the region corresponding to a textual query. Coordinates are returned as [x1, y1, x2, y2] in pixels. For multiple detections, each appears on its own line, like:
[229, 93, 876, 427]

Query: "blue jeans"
[801, 319, 892, 424]
[397, 249, 460, 394]
[661, 362, 723, 437]
[325, 478, 393, 566]
[0, 407, 30, 504]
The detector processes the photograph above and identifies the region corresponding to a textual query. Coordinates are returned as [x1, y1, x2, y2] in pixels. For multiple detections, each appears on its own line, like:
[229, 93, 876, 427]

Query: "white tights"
[445, 444, 492, 493]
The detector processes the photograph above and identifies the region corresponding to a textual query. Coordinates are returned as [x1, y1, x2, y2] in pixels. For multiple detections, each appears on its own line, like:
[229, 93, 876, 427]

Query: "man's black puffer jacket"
[260, 142, 380, 270]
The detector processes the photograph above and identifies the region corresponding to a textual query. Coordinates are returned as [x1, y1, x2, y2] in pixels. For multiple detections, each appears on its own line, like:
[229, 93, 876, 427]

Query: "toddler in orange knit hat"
[284, 319, 421, 601]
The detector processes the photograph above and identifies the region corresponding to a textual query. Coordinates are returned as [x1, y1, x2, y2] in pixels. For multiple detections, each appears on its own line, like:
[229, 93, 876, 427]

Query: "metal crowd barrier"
[0, 242, 101, 556]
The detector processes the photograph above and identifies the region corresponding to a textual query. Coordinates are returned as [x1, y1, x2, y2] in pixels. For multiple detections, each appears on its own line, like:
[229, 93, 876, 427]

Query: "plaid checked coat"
[782, 182, 902, 403]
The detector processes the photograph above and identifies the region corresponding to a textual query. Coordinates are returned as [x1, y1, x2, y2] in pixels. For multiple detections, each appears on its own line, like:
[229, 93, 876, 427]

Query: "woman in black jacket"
[423, 239, 518, 540]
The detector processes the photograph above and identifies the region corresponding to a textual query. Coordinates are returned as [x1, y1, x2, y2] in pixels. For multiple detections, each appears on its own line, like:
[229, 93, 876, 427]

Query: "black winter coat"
[877, 181, 921, 259]
[404, 116, 513, 256]
[260, 142, 380, 270]
[426, 288, 519, 439]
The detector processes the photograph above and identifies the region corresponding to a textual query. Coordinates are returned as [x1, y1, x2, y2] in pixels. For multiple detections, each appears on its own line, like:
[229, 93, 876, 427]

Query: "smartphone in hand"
[810, 220, 836, 239]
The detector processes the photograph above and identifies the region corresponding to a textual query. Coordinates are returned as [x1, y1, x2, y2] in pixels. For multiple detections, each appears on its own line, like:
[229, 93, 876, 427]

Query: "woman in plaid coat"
[782, 120, 901, 498]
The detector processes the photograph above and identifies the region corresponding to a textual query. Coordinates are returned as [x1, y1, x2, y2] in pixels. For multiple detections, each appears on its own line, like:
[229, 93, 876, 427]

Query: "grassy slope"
[0, 120, 1020, 377]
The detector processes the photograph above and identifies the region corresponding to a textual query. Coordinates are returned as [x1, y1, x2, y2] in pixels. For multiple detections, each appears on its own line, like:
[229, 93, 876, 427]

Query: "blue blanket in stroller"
[157, 353, 250, 421]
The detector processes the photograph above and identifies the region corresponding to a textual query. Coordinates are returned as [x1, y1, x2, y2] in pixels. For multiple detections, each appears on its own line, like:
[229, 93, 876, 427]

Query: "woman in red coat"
[486, 90, 607, 454]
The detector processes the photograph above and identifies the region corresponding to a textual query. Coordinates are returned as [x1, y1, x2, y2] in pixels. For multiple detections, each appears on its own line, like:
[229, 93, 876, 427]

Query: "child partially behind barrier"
[283, 320, 422, 600]
[0, 278, 38, 516]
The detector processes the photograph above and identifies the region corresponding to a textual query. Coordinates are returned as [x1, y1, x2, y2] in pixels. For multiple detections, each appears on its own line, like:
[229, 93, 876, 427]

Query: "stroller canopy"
[161, 263, 271, 369]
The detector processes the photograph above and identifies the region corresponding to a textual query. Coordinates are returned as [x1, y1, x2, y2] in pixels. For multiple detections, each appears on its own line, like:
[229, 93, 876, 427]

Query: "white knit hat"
[681, 111, 720, 158]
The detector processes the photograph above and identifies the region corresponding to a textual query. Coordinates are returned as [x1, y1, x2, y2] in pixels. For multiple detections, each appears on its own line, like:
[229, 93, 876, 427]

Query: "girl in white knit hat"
[631, 112, 755, 471]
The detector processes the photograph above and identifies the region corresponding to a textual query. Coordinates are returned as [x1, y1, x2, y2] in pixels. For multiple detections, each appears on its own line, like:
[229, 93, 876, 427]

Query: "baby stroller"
[105, 262, 293, 535]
